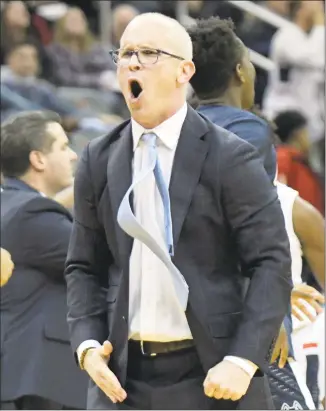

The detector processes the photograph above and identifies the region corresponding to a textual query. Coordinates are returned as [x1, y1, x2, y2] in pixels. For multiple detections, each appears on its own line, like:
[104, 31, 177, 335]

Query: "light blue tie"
[117, 132, 189, 310]
[142, 133, 174, 256]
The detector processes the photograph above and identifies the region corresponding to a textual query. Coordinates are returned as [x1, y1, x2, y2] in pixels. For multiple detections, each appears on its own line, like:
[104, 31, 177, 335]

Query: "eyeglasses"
[109, 48, 185, 66]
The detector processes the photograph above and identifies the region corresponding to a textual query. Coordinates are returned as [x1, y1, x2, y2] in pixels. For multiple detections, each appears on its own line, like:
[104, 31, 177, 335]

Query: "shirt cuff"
[76, 339, 101, 365]
[224, 356, 258, 378]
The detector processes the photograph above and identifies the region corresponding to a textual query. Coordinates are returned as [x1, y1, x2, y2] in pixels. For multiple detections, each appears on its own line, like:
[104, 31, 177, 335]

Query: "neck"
[134, 99, 185, 129]
[19, 173, 56, 198]
[199, 90, 242, 109]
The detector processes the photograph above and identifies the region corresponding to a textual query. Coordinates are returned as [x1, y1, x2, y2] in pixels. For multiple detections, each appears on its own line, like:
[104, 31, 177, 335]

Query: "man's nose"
[128, 52, 141, 71]
[70, 148, 78, 162]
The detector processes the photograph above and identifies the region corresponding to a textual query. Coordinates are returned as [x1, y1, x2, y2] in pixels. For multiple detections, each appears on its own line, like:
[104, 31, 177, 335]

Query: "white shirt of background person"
[263, 21, 325, 142]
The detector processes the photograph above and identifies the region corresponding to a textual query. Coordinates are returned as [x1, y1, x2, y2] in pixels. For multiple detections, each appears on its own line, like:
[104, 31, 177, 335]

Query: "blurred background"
[0, 0, 324, 196]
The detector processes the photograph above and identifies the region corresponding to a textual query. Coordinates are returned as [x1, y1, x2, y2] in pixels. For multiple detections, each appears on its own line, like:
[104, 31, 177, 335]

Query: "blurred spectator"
[238, 1, 289, 105]
[0, 1, 51, 79]
[187, 0, 244, 26]
[274, 110, 324, 215]
[112, 4, 139, 48]
[111, 0, 160, 14]
[1, 42, 118, 134]
[0, 110, 87, 409]
[263, 0, 325, 143]
[46, 6, 117, 90]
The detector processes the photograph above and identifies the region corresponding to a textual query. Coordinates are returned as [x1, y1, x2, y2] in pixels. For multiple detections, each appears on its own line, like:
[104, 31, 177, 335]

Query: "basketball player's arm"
[293, 196, 325, 290]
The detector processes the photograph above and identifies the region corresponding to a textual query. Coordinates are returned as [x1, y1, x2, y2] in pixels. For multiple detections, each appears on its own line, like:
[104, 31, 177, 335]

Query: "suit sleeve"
[65, 143, 112, 355]
[226, 117, 277, 183]
[18, 197, 72, 282]
[220, 135, 292, 371]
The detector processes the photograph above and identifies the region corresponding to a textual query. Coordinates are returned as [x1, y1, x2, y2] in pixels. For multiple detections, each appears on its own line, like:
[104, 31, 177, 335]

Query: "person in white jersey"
[263, 0, 325, 143]
[276, 181, 325, 409]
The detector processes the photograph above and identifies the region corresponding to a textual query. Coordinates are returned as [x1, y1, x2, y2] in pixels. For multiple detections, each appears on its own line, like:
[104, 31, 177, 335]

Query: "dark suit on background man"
[65, 106, 292, 409]
[0, 178, 87, 410]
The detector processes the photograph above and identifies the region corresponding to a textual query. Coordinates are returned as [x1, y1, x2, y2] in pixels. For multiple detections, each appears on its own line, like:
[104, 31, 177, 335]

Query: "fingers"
[270, 344, 280, 364]
[293, 286, 325, 304]
[203, 376, 216, 398]
[313, 292, 325, 304]
[306, 298, 323, 314]
[292, 305, 306, 321]
[292, 298, 319, 321]
[278, 343, 288, 368]
[203, 373, 244, 402]
[231, 392, 241, 401]
[96, 365, 127, 403]
[212, 386, 241, 401]
[85, 343, 127, 404]
[100, 340, 113, 358]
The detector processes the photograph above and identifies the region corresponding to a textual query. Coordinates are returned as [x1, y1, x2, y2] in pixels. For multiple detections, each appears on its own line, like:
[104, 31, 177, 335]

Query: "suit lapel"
[106, 123, 134, 264]
[106, 107, 209, 261]
[169, 106, 209, 247]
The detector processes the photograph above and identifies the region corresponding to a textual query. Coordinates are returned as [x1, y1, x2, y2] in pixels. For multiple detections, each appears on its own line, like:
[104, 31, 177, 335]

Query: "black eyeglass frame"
[109, 48, 185, 65]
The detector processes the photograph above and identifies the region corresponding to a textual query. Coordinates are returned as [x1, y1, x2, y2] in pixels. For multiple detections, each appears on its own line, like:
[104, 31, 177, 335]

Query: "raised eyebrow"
[121, 44, 157, 50]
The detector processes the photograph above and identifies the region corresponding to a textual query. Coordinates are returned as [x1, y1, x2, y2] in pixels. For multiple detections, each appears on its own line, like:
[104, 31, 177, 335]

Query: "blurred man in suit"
[65, 13, 292, 410]
[0, 111, 88, 410]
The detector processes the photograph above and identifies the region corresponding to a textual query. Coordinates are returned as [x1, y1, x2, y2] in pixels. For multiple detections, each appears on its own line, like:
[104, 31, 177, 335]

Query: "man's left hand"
[203, 360, 252, 401]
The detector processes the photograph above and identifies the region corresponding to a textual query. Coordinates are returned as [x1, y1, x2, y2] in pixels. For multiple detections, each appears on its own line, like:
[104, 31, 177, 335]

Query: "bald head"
[121, 12, 193, 61]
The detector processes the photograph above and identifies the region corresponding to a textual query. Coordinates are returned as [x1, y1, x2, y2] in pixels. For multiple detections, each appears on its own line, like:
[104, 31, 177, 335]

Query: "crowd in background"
[1, 0, 324, 203]
[0, 0, 325, 410]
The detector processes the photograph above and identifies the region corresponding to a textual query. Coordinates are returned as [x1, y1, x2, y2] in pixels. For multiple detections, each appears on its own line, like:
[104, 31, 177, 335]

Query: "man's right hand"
[83, 340, 127, 404]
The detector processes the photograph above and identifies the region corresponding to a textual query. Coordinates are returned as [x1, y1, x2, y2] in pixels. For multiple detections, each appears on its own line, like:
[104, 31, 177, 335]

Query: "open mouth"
[129, 80, 143, 99]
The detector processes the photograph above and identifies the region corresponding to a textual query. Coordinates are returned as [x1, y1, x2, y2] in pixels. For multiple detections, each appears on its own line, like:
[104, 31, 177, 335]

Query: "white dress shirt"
[263, 24, 325, 142]
[77, 102, 257, 377]
[128, 102, 191, 341]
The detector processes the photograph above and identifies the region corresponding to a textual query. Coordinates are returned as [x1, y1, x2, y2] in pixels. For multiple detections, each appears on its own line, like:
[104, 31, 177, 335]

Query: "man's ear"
[29, 150, 46, 172]
[235, 63, 245, 84]
[177, 60, 196, 85]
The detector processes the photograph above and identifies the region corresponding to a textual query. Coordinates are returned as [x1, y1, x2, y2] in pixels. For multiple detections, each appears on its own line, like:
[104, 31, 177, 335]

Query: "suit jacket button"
[122, 316, 126, 322]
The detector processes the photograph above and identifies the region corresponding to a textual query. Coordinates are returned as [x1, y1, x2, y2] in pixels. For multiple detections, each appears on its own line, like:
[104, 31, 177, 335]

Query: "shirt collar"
[2, 178, 46, 196]
[131, 103, 188, 151]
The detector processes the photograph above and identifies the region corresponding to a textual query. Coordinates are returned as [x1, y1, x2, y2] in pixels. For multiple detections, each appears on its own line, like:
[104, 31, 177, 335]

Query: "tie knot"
[142, 132, 157, 147]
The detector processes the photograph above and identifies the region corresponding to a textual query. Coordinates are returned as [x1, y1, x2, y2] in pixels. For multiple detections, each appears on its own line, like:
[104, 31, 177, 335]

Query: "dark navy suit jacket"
[197, 104, 294, 356]
[0, 178, 88, 408]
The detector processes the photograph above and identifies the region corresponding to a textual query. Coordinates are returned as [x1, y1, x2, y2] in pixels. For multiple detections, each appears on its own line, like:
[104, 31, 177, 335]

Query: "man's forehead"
[46, 122, 67, 143]
[121, 21, 172, 49]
